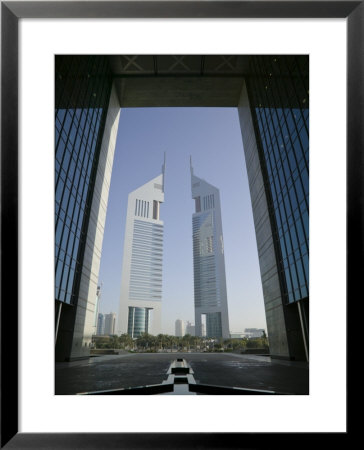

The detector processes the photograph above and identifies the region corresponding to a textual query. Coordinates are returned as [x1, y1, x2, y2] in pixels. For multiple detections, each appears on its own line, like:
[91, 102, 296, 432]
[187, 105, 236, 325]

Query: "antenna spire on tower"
[162, 152, 166, 192]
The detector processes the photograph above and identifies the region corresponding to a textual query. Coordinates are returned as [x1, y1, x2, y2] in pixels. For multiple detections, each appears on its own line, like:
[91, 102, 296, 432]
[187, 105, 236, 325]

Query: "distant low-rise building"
[244, 328, 265, 338]
[230, 332, 245, 339]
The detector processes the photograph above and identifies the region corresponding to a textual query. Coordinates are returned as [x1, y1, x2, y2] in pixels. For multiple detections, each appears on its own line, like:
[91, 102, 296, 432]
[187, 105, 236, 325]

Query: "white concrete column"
[70, 83, 121, 359]
[237, 79, 290, 359]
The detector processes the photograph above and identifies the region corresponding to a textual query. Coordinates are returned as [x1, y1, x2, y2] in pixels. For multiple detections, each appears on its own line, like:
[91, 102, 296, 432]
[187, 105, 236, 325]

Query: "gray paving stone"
[55, 352, 308, 395]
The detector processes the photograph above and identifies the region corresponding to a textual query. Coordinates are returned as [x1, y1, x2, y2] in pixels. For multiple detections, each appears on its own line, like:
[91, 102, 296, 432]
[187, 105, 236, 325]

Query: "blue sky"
[98, 107, 267, 335]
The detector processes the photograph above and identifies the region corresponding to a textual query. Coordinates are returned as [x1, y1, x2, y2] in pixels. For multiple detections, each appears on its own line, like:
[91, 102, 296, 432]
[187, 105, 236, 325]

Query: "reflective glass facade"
[246, 55, 309, 305]
[55, 56, 112, 305]
[206, 312, 222, 338]
[191, 166, 230, 339]
[130, 220, 163, 302]
[192, 212, 220, 308]
[128, 307, 151, 338]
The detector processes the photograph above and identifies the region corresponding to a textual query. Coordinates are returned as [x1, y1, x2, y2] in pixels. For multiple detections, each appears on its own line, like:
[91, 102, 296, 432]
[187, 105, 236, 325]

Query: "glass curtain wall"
[55, 56, 112, 308]
[192, 212, 220, 309]
[206, 312, 222, 338]
[128, 307, 151, 338]
[246, 55, 309, 307]
[129, 220, 164, 302]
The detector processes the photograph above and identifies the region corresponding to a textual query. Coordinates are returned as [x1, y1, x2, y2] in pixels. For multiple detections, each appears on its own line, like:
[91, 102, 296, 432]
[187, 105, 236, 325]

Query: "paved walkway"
[55, 352, 308, 395]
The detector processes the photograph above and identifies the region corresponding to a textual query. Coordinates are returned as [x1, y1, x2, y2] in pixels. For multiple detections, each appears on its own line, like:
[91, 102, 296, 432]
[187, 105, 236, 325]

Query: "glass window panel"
[288, 186, 298, 212]
[72, 239, 80, 261]
[64, 292, 72, 304]
[55, 263, 63, 290]
[284, 231, 292, 255]
[284, 268, 292, 293]
[56, 138, 66, 163]
[296, 259, 306, 287]
[299, 126, 309, 151]
[55, 220, 64, 245]
[295, 178, 305, 204]
[283, 194, 291, 217]
[290, 227, 299, 250]
[279, 237, 287, 259]
[303, 254, 309, 282]
[60, 267, 69, 292]
[296, 218, 306, 244]
[63, 111, 73, 136]
[294, 289, 301, 301]
[66, 270, 75, 295]
[58, 289, 65, 303]
[300, 285, 308, 298]
[301, 167, 309, 195]
[302, 210, 309, 237]
[56, 108, 66, 124]
[290, 264, 299, 290]
[66, 231, 75, 255]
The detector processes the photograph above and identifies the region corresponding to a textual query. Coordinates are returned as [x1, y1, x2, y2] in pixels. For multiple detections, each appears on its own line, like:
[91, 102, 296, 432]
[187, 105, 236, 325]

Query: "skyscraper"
[104, 312, 116, 335]
[96, 313, 105, 335]
[190, 159, 230, 339]
[175, 319, 185, 337]
[185, 321, 195, 336]
[118, 156, 166, 338]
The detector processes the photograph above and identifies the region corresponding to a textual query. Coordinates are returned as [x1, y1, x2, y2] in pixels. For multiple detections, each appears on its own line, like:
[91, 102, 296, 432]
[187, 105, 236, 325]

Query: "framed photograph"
[1, 0, 358, 447]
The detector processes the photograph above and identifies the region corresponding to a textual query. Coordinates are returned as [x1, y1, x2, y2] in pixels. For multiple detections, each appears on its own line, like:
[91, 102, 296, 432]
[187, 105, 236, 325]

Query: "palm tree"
[136, 332, 148, 351]
[119, 333, 133, 349]
[175, 336, 182, 351]
[157, 333, 164, 351]
[182, 334, 192, 351]
[110, 335, 119, 349]
[165, 335, 170, 351]
[171, 335, 178, 352]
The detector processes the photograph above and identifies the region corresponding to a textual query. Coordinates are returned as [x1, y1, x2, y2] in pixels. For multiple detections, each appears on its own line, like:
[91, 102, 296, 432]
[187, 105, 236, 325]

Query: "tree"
[120, 333, 134, 350]
[182, 334, 192, 351]
[166, 335, 174, 351]
[110, 334, 120, 349]
[157, 334, 165, 350]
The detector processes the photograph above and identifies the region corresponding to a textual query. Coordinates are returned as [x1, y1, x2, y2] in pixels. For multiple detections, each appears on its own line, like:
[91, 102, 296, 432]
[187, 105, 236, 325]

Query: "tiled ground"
[55, 352, 308, 395]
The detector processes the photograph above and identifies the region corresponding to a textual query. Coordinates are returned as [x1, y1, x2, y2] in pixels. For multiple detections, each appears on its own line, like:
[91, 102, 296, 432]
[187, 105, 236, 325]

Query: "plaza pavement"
[55, 352, 308, 395]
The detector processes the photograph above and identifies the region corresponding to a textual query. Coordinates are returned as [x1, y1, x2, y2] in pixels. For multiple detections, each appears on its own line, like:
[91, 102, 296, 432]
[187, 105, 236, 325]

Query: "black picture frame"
[1, 1, 358, 448]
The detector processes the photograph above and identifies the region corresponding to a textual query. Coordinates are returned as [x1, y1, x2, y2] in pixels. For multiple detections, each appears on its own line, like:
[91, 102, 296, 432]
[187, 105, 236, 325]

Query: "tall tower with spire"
[190, 158, 230, 338]
[118, 155, 166, 337]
